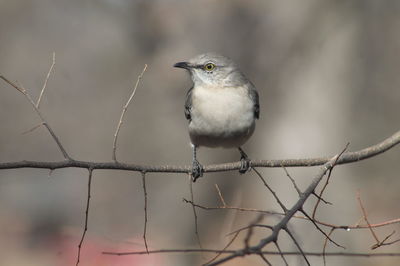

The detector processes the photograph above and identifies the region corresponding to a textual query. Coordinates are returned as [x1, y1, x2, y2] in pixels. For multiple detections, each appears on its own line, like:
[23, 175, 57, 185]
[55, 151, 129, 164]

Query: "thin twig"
[282, 166, 302, 196]
[252, 167, 287, 212]
[323, 228, 336, 266]
[36, 52, 55, 108]
[274, 242, 289, 266]
[312, 143, 350, 219]
[112, 64, 147, 161]
[356, 192, 400, 249]
[259, 253, 272, 266]
[312, 192, 332, 205]
[372, 231, 400, 249]
[189, 173, 202, 249]
[227, 224, 273, 237]
[103, 248, 400, 257]
[244, 214, 264, 250]
[284, 228, 310, 266]
[141, 171, 149, 253]
[214, 184, 227, 207]
[203, 231, 241, 266]
[1, 74, 71, 160]
[208, 145, 348, 265]
[301, 210, 345, 249]
[76, 168, 93, 266]
[183, 198, 400, 233]
[357, 190, 380, 244]
[182, 198, 281, 217]
[22, 122, 44, 135]
[0, 130, 399, 173]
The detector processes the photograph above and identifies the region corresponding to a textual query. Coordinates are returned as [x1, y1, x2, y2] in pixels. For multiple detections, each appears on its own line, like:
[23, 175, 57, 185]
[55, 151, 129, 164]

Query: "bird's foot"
[238, 148, 251, 174]
[191, 160, 204, 182]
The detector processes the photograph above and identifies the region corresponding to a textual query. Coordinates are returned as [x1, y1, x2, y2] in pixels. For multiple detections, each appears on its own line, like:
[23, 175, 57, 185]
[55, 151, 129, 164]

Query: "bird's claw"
[239, 157, 251, 174]
[238, 148, 251, 174]
[192, 160, 204, 182]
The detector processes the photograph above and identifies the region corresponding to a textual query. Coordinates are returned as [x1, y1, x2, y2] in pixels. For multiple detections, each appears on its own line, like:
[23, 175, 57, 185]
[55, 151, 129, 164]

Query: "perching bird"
[174, 53, 260, 181]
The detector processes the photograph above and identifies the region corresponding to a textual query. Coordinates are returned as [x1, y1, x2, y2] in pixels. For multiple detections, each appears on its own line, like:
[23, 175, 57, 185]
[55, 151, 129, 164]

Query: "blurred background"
[0, 0, 399, 265]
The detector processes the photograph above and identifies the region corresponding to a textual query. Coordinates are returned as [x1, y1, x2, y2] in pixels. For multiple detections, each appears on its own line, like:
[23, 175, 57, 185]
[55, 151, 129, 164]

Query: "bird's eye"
[203, 63, 216, 71]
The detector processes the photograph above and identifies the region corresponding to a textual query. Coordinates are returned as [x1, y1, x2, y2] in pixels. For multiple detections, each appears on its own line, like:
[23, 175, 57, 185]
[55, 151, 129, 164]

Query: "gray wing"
[184, 86, 193, 121]
[249, 86, 260, 119]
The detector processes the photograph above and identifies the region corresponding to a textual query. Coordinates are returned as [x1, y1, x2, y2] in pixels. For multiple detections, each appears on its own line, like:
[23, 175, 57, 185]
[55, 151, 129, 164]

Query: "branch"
[0, 130, 398, 173]
[1, 70, 71, 160]
[76, 169, 93, 266]
[112, 65, 147, 161]
[141, 171, 149, 253]
[103, 249, 400, 257]
[36, 52, 55, 108]
[208, 146, 348, 265]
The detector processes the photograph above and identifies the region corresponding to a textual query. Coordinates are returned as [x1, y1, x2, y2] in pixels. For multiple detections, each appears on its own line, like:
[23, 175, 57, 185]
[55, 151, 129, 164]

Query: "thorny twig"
[37, 52, 55, 108]
[252, 167, 287, 212]
[312, 143, 350, 219]
[188, 174, 203, 249]
[1, 60, 71, 160]
[214, 184, 227, 207]
[357, 191, 400, 250]
[141, 171, 149, 253]
[112, 64, 147, 162]
[76, 168, 93, 266]
[0, 130, 399, 172]
[207, 146, 348, 265]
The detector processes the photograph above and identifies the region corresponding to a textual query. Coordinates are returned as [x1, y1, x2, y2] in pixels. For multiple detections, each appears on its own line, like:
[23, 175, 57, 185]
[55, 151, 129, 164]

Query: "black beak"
[173, 61, 190, 69]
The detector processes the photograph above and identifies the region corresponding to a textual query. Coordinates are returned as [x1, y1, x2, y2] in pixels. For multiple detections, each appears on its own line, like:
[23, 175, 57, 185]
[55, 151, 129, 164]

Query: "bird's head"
[174, 53, 246, 87]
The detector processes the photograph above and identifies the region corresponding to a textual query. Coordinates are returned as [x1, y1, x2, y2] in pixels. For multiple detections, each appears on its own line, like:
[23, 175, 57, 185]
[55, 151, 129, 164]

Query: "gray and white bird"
[174, 53, 260, 181]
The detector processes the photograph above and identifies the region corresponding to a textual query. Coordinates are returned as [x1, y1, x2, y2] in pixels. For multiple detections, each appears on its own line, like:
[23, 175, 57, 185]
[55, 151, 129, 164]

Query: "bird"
[174, 53, 260, 181]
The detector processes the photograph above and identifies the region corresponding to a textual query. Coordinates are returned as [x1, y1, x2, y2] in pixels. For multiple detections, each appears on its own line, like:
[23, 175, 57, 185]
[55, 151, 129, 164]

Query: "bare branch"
[182, 198, 282, 217]
[301, 210, 345, 249]
[0, 130, 398, 173]
[227, 224, 273, 237]
[22, 122, 44, 135]
[203, 231, 240, 265]
[258, 253, 272, 266]
[282, 166, 302, 196]
[312, 143, 349, 219]
[112, 64, 148, 162]
[284, 228, 311, 266]
[356, 191, 400, 250]
[103, 248, 400, 257]
[36, 52, 55, 108]
[76, 168, 93, 266]
[188, 174, 202, 249]
[141, 171, 149, 253]
[214, 184, 227, 207]
[372, 231, 400, 249]
[244, 214, 264, 250]
[357, 190, 380, 244]
[274, 242, 289, 266]
[252, 167, 287, 212]
[208, 146, 348, 265]
[0, 75, 71, 160]
[323, 228, 336, 266]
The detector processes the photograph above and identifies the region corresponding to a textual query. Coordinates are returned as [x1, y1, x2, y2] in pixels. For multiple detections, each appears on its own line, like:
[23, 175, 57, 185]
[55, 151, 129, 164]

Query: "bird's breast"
[189, 85, 255, 147]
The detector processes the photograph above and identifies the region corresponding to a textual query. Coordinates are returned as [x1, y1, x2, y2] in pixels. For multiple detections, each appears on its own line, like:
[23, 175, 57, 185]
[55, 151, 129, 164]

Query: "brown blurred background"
[0, 0, 399, 265]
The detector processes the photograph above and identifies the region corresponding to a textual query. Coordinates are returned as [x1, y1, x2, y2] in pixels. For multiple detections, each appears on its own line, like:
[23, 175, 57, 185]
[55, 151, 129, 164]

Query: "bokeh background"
[0, 0, 399, 265]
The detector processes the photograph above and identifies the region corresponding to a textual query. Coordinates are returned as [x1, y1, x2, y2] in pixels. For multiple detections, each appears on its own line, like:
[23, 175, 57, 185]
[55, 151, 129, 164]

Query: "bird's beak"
[173, 61, 190, 69]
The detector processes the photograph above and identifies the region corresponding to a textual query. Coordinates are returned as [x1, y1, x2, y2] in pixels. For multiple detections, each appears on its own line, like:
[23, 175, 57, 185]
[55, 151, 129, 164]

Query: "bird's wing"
[249, 86, 260, 119]
[184, 86, 193, 121]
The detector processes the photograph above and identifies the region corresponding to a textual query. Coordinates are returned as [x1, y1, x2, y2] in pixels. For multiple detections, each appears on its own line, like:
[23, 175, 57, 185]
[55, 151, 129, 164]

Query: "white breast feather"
[190, 85, 254, 136]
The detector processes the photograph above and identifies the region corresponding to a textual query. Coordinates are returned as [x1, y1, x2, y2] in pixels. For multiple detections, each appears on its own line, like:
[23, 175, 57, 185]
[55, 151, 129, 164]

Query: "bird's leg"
[238, 147, 251, 174]
[191, 145, 203, 182]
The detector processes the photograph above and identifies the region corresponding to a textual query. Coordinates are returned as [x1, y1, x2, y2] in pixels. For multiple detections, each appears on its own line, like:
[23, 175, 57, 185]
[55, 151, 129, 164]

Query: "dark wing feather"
[249, 87, 260, 119]
[184, 87, 193, 121]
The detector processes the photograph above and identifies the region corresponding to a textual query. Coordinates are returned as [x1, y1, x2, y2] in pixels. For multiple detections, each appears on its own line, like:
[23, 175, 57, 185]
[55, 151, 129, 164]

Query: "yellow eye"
[203, 63, 216, 71]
